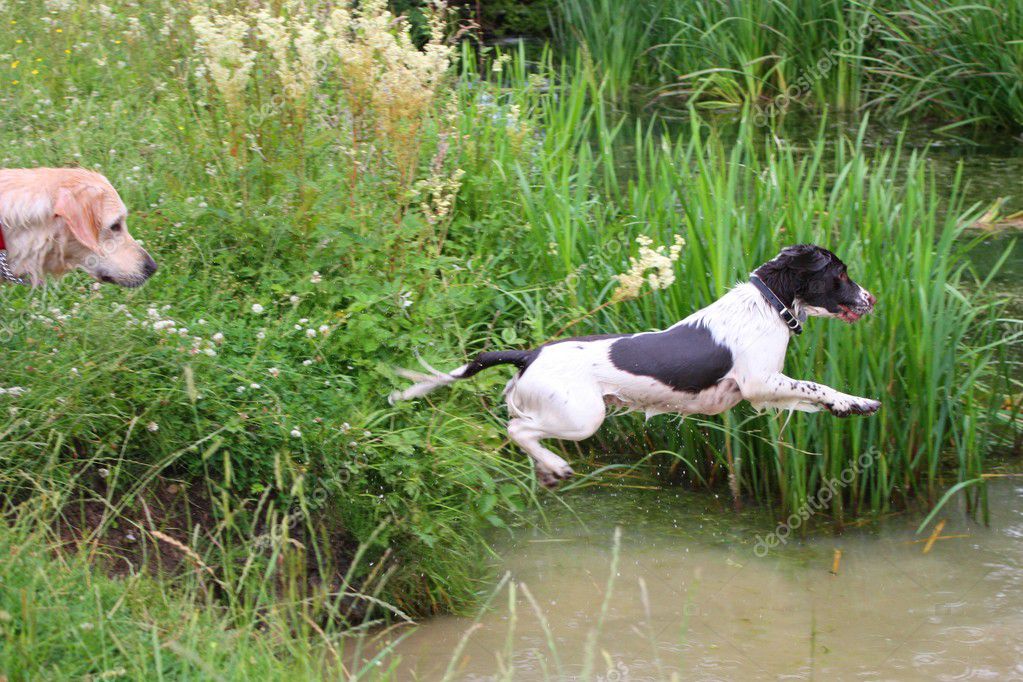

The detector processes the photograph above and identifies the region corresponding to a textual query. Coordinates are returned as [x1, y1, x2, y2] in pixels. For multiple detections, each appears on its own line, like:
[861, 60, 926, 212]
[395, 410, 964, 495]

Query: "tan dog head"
[0, 168, 157, 287]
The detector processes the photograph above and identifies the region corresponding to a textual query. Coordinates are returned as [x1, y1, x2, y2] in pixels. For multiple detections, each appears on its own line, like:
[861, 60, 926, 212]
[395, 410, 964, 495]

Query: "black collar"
[0, 219, 28, 286]
[749, 274, 802, 335]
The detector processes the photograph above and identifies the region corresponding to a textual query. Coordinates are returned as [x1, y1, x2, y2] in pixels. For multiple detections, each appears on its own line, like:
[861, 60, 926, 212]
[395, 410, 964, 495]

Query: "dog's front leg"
[742, 373, 881, 417]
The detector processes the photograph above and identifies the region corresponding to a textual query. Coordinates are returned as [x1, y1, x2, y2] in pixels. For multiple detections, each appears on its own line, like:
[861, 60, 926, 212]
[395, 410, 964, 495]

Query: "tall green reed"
[552, 0, 1023, 129]
[554, 0, 877, 113]
[867, 0, 1023, 130]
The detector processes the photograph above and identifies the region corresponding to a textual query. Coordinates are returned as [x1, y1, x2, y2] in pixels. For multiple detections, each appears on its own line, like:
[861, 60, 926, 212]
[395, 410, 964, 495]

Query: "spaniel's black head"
[753, 244, 875, 322]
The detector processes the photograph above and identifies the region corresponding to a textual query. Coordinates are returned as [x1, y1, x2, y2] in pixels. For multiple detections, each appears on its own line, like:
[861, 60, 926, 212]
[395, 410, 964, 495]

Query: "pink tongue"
[839, 306, 860, 322]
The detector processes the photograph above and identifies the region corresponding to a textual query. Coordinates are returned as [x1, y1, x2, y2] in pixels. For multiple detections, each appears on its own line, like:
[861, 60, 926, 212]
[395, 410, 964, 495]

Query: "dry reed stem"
[922, 519, 947, 554]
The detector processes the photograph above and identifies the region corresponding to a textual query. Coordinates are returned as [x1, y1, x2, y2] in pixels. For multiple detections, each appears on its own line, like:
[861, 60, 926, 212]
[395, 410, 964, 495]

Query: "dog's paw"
[536, 462, 575, 489]
[827, 397, 881, 417]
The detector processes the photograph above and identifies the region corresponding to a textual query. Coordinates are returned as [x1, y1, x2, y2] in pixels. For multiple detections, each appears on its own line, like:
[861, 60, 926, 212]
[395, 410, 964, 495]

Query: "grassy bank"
[555, 0, 1023, 129]
[0, 519, 392, 680]
[0, 0, 1018, 677]
[0, 0, 539, 630]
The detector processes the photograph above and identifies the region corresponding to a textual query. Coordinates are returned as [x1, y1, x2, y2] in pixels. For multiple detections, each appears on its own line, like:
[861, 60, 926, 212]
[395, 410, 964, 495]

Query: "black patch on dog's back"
[608, 323, 733, 393]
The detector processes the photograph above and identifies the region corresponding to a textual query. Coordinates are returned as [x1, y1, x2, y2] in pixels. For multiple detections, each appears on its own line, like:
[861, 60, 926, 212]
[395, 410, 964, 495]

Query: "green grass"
[0, 0, 538, 636]
[0, 518, 403, 680]
[0, 0, 1019, 678]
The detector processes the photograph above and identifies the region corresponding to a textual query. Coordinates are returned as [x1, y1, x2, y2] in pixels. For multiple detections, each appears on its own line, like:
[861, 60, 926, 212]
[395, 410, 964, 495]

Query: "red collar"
[0, 222, 6, 250]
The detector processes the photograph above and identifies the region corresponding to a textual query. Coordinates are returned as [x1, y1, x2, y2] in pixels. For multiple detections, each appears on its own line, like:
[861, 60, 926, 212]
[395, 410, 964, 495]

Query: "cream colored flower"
[612, 234, 686, 302]
[253, 8, 325, 105]
[415, 166, 465, 226]
[190, 12, 255, 116]
[492, 53, 511, 73]
[324, 0, 454, 175]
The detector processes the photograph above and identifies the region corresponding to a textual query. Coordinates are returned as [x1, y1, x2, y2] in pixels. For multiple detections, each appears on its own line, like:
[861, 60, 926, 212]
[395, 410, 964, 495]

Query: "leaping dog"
[391, 244, 880, 488]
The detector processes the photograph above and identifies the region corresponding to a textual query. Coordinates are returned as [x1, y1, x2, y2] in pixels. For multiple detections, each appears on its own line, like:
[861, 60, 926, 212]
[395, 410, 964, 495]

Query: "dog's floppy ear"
[54, 184, 103, 251]
[778, 244, 831, 272]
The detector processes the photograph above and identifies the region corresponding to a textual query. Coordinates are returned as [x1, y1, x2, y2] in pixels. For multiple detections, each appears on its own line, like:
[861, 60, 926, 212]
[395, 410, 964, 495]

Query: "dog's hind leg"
[506, 382, 606, 488]
[508, 419, 577, 488]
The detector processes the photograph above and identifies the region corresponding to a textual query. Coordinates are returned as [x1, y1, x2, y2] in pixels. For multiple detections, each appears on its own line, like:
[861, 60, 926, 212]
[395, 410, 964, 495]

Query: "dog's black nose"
[142, 255, 158, 277]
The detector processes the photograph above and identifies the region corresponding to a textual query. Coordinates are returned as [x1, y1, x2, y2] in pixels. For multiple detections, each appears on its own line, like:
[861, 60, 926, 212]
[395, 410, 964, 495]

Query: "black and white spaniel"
[391, 244, 880, 487]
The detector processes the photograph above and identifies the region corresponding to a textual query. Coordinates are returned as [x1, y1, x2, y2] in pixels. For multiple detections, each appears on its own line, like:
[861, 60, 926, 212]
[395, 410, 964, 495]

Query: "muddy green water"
[388, 479, 1023, 680]
[384, 121, 1021, 680]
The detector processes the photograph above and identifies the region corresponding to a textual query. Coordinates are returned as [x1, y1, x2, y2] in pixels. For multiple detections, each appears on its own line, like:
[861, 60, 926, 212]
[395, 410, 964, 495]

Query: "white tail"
[388, 363, 468, 404]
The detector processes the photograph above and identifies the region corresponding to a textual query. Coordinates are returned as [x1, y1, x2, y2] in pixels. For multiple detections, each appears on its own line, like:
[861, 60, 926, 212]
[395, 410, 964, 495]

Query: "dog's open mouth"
[837, 305, 870, 323]
[95, 272, 151, 288]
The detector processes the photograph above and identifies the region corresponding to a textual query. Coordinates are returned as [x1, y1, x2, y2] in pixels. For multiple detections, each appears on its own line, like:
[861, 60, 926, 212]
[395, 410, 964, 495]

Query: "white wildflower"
[190, 12, 256, 116]
[612, 234, 686, 302]
[491, 53, 511, 73]
[254, 8, 325, 105]
[414, 164, 464, 227]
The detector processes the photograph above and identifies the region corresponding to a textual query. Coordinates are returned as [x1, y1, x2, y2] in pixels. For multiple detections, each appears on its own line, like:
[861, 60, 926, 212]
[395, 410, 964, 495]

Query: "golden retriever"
[0, 168, 157, 287]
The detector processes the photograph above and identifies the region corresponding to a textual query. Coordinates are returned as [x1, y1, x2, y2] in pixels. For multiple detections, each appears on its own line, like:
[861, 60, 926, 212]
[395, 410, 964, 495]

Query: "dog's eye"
[109, 222, 122, 232]
[839, 272, 848, 282]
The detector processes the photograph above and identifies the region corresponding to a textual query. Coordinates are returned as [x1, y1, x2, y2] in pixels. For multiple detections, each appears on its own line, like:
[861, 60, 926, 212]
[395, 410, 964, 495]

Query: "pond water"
[388, 478, 1023, 680]
[379, 119, 1021, 680]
